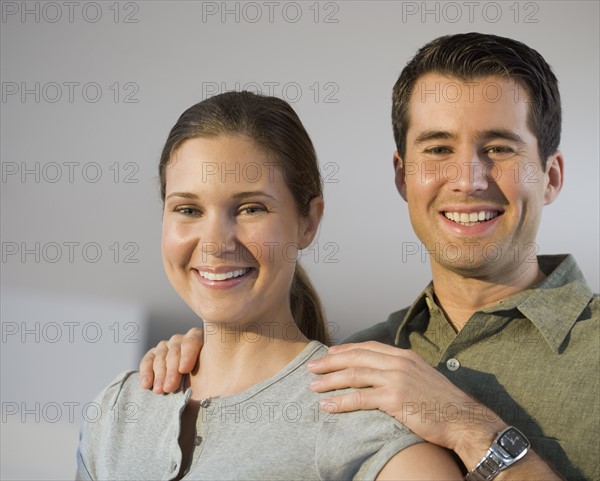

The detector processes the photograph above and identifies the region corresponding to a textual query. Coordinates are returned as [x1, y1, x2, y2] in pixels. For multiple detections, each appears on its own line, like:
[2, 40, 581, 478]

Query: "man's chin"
[431, 254, 507, 279]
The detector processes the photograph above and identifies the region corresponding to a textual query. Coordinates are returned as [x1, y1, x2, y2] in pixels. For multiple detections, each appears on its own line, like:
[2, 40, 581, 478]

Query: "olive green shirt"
[344, 255, 599, 481]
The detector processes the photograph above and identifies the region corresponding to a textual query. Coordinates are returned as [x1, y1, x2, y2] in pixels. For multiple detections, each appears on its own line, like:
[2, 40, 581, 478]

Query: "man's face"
[395, 74, 563, 281]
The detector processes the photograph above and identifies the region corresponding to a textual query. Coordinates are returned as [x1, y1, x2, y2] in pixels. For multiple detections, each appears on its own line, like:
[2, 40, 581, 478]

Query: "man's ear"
[298, 196, 324, 249]
[393, 151, 408, 201]
[544, 150, 564, 205]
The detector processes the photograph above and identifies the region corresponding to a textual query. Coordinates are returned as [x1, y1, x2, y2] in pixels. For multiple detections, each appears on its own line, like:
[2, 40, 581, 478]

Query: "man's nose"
[451, 149, 489, 194]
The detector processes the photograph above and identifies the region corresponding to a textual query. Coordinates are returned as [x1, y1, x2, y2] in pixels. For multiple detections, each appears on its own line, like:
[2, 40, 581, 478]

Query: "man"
[140, 33, 598, 480]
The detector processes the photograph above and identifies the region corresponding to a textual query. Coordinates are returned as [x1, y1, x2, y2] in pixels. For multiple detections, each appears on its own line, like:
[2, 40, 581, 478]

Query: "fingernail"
[153, 380, 163, 392]
[307, 361, 317, 369]
[328, 345, 339, 352]
[310, 379, 321, 388]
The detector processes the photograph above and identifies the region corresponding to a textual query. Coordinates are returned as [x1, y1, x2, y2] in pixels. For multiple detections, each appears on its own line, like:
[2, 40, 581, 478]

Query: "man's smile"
[443, 210, 501, 226]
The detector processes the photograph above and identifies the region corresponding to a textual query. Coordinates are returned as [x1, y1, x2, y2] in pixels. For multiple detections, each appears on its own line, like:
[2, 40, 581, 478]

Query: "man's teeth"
[199, 268, 249, 281]
[444, 211, 499, 225]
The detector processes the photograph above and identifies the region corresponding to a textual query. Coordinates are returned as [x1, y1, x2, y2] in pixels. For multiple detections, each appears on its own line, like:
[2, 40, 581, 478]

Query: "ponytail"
[290, 263, 331, 346]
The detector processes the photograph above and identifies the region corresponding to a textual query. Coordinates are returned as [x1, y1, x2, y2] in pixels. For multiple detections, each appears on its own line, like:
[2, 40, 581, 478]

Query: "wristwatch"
[464, 426, 530, 481]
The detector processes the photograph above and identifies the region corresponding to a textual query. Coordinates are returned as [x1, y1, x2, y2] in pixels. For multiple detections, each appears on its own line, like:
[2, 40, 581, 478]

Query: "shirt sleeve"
[76, 370, 136, 480]
[75, 449, 93, 480]
[341, 309, 408, 346]
[314, 407, 423, 481]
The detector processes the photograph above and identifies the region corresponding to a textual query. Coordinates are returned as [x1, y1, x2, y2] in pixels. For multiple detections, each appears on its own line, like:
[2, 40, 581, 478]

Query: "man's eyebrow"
[476, 129, 526, 145]
[413, 130, 457, 144]
[413, 129, 526, 145]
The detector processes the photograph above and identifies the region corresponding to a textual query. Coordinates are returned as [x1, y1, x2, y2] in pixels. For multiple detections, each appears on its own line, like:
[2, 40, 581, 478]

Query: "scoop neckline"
[180, 340, 325, 406]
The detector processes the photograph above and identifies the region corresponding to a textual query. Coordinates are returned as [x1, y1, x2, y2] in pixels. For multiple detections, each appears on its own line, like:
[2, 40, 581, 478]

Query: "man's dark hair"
[392, 32, 561, 169]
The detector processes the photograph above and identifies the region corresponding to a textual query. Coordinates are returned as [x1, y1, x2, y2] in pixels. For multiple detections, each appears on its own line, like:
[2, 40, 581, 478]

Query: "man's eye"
[425, 146, 452, 155]
[485, 146, 514, 155]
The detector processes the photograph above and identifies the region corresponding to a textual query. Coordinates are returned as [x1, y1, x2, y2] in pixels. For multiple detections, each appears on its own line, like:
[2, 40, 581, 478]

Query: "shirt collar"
[394, 283, 433, 346]
[395, 255, 594, 353]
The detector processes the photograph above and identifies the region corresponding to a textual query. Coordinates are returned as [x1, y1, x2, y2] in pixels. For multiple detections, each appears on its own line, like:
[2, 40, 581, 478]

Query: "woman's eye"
[239, 205, 266, 216]
[175, 207, 200, 217]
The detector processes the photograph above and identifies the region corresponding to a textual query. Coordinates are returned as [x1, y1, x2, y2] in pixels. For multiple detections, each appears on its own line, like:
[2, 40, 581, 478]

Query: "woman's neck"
[187, 321, 309, 401]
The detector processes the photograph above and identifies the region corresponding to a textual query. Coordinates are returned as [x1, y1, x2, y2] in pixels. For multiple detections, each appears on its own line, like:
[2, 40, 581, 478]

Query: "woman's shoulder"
[88, 371, 161, 412]
[96, 370, 139, 406]
[314, 406, 422, 481]
[101, 370, 165, 402]
[84, 370, 188, 434]
[97, 369, 189, 404]
[311, 382, 423, 481]
[77, 371, 187, 480]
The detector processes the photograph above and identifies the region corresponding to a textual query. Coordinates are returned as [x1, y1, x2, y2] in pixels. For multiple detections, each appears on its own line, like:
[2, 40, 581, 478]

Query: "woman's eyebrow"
[232, 191, 277, 201]
[165, 191, 278, 201]
[165, 192, 198, 200]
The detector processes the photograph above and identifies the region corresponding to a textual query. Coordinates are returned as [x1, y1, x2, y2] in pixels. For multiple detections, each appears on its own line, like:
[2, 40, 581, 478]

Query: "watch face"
[499, 428, 529, 457]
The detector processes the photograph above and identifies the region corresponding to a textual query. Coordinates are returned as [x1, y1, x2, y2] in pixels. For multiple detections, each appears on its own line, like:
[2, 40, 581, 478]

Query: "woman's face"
[161, 135, 321, 329]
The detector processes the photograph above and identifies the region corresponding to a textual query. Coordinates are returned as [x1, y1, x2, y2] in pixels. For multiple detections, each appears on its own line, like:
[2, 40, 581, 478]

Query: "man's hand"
[307, 341, 504, 460]
[307, 341, 564, 479]
[139, 327, 203, 393]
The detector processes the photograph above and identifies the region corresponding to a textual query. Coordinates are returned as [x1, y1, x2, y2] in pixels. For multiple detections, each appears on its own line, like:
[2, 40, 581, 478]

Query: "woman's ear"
[393, 151, 408, 201]
[298, 196, 324, 249]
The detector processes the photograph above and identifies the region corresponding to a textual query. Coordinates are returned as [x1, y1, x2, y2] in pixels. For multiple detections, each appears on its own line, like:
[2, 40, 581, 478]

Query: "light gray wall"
[1, 1, 598, 478]
[1, 288, 147, 479]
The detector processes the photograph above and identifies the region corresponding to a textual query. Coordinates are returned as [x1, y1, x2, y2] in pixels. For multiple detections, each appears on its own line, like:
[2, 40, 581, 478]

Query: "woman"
[76, 91, 461, 480]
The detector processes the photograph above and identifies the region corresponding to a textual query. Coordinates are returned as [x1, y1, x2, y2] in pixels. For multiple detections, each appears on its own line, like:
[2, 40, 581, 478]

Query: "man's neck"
[430, 261, 546, 331]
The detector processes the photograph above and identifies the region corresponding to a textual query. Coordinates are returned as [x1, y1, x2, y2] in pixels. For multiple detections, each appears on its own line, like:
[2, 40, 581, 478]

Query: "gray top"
[77, 341, 423, 480]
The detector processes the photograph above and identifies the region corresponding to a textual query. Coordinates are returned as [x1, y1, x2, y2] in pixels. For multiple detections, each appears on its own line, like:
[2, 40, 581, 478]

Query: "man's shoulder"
[340, 307, 410, 345]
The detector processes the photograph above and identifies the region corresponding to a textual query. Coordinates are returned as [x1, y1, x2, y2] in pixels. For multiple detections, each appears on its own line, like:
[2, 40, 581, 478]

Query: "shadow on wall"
[145, 308, 201, 356]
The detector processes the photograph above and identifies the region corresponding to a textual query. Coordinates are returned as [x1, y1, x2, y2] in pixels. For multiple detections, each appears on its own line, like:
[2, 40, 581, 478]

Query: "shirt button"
[446, 358, 460, 371]
[194, 436, 203, 446]
[200, 398, 211, 408]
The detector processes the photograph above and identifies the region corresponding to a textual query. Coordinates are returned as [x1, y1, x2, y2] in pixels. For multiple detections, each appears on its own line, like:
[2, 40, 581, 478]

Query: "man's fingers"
[151, 340, 169, 393]
[310, 367, 388, 393]
[308, 347, 414, 375]
[163, 335, 183, 393]
[329, 340, 405, 357]
[139, 349, 156, 389]
[138, 327, 204, 394]
[179, 327, 204, 372]
[319, 388, 380, 414]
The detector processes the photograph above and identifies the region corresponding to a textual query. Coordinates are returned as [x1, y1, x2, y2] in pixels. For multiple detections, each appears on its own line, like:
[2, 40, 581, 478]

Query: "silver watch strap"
[464, 451, 504, 481]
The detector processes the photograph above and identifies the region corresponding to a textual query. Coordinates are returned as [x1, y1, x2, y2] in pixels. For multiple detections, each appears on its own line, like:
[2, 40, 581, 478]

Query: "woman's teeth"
[199, 268, 249, 281]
